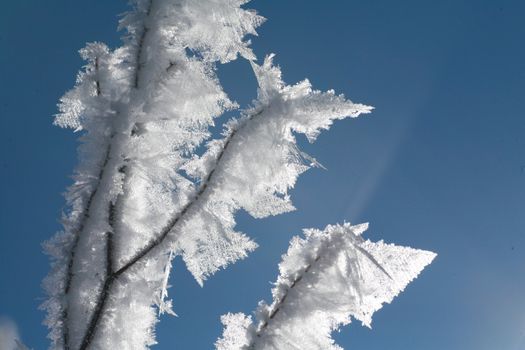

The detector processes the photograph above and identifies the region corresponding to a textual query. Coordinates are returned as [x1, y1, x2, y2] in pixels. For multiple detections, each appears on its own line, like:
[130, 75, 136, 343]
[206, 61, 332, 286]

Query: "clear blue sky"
[1, 0, 524, 349]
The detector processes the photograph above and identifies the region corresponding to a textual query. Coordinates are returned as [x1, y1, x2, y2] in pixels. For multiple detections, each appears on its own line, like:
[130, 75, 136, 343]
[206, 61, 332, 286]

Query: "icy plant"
[43, 1, 435, 349]
[216, 223, 436, 350]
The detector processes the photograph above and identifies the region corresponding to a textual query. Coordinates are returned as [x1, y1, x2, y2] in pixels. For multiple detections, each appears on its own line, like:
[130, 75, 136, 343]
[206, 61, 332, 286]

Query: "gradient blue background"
[1, 1, 524, 349]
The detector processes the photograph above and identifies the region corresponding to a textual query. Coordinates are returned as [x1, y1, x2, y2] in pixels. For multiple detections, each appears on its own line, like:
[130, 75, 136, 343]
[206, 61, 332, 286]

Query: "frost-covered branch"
[217, 223, 436, 350]
[49, 42, 116, 350]
[43, 2, 434, 350]
[133, 0, 153, 88]
[61, 145, 110, 350]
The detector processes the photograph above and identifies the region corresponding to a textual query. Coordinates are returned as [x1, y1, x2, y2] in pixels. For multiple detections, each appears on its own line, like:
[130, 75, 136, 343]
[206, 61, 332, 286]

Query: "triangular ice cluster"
[217, 223, 436, 350]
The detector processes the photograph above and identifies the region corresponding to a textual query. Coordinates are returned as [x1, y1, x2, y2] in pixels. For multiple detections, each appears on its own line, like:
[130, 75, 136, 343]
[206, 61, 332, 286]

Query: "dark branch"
[253, 254, 321, 346]
[115, 131, 232, 276]
[61, 58, 109, 348]
[107, 203, 117, 274]
[78, 269, 115, 350]
[62, 145, 111, 350]
[115, 111, 263, 277]
[134, 0, 153, 89]
[78, 203, 116, 350]
[94, 57, 101, 96]
[134, 28, 148, 89]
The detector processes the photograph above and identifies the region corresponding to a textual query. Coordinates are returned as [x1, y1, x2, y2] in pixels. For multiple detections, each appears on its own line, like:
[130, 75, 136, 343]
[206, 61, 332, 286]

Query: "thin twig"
[61, 57, 109, 349]
[254, 254, 321, 342]
[116, 111, 262, 276]
[94, 57, 101, 96]
[78, 232, 115, 350]
[133, 0, 153, 89]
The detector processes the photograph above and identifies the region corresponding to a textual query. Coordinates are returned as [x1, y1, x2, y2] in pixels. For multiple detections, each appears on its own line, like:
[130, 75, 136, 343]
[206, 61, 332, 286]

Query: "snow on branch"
[177, 56, 372, 283]
[217, 223, 436, 350]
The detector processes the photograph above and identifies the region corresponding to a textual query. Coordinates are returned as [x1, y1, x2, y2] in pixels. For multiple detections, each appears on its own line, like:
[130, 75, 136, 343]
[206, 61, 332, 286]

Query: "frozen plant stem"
[61, 67, 110, 350]
[254, 254, 321, 343]
[134, 0, 153, 89]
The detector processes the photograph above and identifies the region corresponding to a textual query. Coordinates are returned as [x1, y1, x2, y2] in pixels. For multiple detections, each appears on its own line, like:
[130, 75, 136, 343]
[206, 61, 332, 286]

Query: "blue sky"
[1, 0, 524, 349]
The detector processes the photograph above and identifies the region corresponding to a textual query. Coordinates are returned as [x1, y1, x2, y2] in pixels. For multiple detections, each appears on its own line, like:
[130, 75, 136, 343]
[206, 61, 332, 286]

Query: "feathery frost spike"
[177, 56, 372, 283]
[216, 223, 436, 350]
